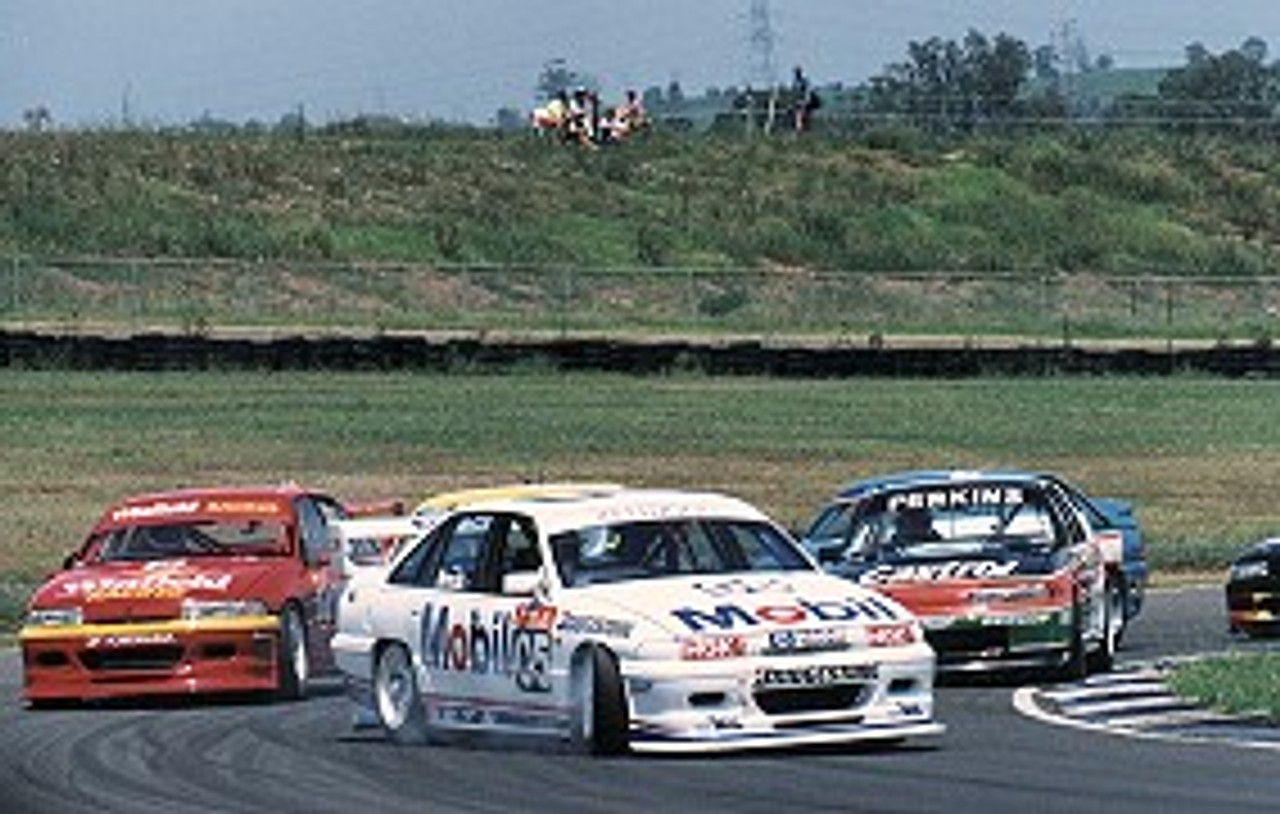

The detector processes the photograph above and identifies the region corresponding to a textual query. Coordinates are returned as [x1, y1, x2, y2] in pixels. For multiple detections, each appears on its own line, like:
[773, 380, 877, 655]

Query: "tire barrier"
[2, 329, 1278, 377]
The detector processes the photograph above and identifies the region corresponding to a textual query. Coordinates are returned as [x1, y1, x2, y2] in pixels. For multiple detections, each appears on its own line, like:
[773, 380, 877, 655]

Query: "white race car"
[332, 488, 942, 755]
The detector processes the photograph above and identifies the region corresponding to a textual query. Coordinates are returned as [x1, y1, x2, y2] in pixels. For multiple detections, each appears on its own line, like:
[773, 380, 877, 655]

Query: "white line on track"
[1012, 681, 1280, 753]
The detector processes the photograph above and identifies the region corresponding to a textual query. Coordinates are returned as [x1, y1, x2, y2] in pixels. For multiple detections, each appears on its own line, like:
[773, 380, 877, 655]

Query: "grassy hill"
[6, 124, 1280, 343]
[3, 124, 1280, 278]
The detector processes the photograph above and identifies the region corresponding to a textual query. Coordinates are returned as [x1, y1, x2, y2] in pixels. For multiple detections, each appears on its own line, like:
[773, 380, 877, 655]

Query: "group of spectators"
[531, 87, 648, 147]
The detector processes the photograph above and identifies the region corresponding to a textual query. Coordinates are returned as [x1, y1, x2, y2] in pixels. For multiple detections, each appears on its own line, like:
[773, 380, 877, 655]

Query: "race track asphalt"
[2, 585, 1278, 814]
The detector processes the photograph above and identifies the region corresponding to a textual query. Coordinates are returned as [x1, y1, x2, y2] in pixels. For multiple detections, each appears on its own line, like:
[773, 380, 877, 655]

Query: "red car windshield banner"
[109, 497, 291, 525]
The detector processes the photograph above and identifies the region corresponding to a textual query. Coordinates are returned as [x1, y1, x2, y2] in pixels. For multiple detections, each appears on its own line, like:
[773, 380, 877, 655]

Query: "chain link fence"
[2, 256, 1279, 346]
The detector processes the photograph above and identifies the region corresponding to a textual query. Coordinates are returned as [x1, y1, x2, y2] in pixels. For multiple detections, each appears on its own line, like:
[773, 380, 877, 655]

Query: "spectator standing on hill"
[791, 66, 820, 132]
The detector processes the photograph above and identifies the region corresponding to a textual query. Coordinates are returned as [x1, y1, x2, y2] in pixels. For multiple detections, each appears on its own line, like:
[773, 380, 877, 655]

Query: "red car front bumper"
[20, 616, 282, 703]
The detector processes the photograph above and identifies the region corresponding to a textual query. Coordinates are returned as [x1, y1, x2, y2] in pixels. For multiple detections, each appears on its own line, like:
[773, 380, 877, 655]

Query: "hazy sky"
[5, 1, 1280, 128]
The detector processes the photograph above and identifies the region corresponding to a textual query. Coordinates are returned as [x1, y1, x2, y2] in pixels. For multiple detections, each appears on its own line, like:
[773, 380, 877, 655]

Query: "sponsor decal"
[86, 632, 178, 648]
[594, 503, 697, 523]
[110, 500, 201, 522]
[144, 559, 185, 571]
[488, 708, 565, 730]
[982, 613, 1054, 627]
[925, 612, 1060, 630]
[110, 499, 288, 525]
[204, 500, 289, 517]
[420, 603, 554, 693]
[430, 701, 565, 731]
[59, 570, 234, 602]
[680, 634, 747, 661]
[556, 612, 633, 639]
[967, 584, 1050, 604]
[886, 487, 1025, 512]
[433, 703, 486, 727]
[865, 622, 917, 647]
[671, 595, 901, 633]
[514, 602, 558, 632]
[764, 627, 850, 655]
[693, 577, 796, 599]
[754, 663, 877, 689]
[858, 560, 1020, 585]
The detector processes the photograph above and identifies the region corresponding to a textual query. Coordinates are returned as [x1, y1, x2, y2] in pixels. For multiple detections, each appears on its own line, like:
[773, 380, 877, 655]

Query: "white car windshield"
[549, 518, 810, 586]
[808, 483, 1066, 566]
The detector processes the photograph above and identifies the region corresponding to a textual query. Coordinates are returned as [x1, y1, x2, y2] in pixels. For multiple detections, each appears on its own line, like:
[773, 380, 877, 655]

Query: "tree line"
[1110, 38, 1280, 133]
[843, 31, 1280, 134]
[623, 30, 1280, 137]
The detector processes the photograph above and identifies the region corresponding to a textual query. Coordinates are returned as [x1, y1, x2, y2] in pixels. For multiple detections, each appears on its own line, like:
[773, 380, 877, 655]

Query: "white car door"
[406, 512, 562, 734]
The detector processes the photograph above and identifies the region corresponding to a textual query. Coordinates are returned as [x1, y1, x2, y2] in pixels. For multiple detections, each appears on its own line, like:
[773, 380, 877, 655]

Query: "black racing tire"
[374, 643, 428, 745]
[26, 698, 78, 711]
[1113, 580, 1132, 643]
[1061, 599, 1088, 682]
[275, 604, 310, 701]
[571, 645, 629, 756]
[1087, 582, 1119, 674]
[1239, 623, 1280, 640]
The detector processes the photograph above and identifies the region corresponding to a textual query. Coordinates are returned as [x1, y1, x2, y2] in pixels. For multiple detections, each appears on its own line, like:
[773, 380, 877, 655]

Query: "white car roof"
[443, 488, 774, 536]
[333, 515, 428, 542]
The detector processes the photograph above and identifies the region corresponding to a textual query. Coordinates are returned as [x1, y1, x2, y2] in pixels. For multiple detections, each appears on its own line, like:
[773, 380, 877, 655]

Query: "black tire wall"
[3, 330, 1279, 377]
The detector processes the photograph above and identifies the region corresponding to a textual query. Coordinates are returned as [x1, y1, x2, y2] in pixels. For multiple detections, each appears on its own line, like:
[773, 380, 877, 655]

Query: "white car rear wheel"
[375, 643, 427, 744]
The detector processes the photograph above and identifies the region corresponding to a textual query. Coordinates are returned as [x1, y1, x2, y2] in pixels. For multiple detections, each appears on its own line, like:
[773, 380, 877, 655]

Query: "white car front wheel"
[570, 645, 628, 756]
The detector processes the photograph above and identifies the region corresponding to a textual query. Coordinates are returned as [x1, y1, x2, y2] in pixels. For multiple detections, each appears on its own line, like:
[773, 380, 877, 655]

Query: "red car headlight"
[25, 606, 83, 628]
[180, 598, 269, 620]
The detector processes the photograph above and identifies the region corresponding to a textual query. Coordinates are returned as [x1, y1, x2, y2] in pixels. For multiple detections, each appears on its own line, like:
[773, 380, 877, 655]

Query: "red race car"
[20, 484, 350, 706]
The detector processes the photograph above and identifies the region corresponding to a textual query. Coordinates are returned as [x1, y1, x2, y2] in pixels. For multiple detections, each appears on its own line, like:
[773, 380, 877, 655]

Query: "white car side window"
[432, 515, 493, 592]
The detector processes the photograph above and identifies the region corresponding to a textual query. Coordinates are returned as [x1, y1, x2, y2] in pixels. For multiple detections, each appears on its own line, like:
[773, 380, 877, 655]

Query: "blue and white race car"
[332, 488, 942, 754]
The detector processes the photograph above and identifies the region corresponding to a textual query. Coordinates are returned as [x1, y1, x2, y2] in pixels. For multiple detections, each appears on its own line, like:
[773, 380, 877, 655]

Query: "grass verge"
[1167, 653, 1280, 722]
[2, 369, 1277, 630]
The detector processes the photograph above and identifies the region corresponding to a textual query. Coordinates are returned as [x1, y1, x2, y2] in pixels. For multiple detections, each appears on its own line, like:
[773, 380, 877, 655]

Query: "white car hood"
[569, 571, 913, 638]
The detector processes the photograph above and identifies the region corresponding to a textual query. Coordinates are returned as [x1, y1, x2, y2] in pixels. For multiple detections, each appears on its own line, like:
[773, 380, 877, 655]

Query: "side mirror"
[502, 571, 542, 596]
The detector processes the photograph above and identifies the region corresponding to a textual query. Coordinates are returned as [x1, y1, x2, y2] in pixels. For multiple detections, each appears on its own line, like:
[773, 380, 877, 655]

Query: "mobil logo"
[670, 595, 901, 633]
